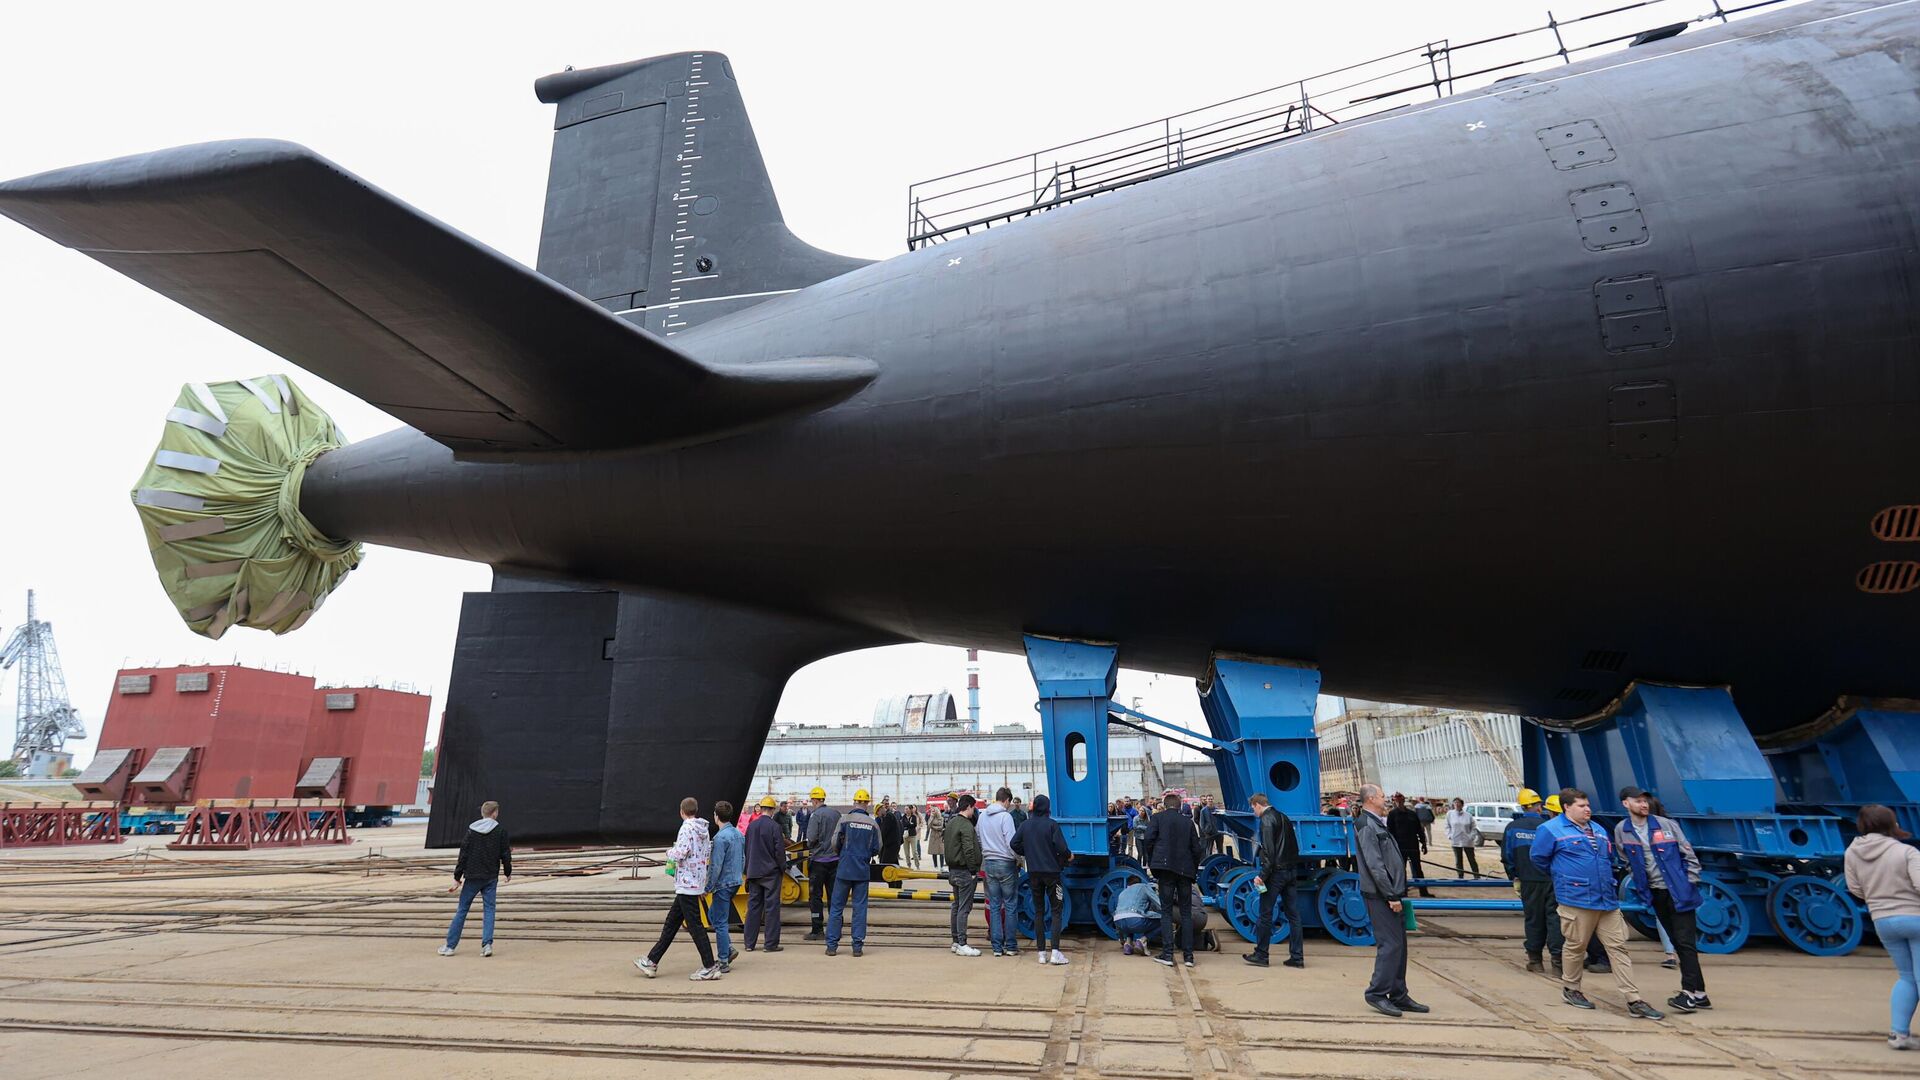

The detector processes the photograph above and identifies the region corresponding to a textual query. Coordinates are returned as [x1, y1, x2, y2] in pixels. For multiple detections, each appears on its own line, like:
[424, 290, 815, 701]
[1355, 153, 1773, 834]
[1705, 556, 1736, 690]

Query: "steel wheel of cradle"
[1016, 871, 1076, 940]
[1315, 870, 1375, 947]
[1689, 873, 1752, 954]
[1092, 864, 1149, 939]
[1225, 872, 1290, 944]
[1766, 873, 1864, 956]
[1196, 853, 1239, 898]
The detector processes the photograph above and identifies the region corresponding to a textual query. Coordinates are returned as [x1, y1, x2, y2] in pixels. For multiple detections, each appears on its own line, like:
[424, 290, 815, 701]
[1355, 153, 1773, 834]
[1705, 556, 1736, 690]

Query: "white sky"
[0, 0, 1701, 766]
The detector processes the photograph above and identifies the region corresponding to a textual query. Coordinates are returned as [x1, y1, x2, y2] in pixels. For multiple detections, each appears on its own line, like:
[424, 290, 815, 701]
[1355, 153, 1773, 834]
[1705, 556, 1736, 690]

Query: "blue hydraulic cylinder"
[1022, 634, 1118, 856]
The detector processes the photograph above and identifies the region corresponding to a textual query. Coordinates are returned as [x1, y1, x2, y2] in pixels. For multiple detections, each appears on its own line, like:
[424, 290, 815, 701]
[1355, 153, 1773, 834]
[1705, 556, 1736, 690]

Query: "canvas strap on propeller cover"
[132, 375, 361, 638]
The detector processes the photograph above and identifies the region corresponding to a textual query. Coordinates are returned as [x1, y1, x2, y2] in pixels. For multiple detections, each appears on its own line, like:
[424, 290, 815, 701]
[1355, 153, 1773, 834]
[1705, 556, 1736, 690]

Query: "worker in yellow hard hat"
[1504, 787, 1564, 973]
[1544, 794, 1562, 815]
[743, 794, 788, 953]
[802, 785, 840, 940]
[824, 789, 880, 956]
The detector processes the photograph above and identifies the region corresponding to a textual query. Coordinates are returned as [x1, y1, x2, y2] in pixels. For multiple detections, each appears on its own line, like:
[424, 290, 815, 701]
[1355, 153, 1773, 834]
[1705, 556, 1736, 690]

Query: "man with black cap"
[1615, 785, 1712, 1013]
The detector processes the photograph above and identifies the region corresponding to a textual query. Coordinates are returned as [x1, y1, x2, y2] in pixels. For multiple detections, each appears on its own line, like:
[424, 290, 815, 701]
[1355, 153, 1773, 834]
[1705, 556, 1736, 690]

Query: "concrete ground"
[0, 824, 1906, 1078]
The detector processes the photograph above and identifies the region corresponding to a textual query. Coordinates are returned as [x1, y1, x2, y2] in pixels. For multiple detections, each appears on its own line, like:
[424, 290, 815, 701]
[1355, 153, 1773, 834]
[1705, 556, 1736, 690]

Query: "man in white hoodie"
[636, 797, 723, 981]
[441, 800, 511, 957]
[978, 786, 1021, 957]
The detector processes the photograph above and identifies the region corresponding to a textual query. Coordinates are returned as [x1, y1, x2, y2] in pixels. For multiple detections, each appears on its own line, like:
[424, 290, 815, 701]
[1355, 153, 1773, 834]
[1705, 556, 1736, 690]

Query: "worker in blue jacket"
[1501, 788, 1564, 973]
[1614, 786, 1711, 1014]
[1529, 788, 1663, 1019]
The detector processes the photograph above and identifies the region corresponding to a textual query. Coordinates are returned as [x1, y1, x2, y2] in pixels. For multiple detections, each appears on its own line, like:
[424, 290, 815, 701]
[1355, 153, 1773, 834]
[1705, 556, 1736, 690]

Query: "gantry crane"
[1, 591, 85, 771]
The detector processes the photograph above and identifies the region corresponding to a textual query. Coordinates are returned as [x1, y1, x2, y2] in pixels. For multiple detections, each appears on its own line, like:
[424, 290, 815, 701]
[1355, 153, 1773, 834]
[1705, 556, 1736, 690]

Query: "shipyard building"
[751, 689, 1163, 805]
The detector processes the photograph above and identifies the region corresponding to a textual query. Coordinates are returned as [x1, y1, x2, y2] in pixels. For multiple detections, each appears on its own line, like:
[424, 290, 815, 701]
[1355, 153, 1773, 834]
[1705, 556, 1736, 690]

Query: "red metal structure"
[167, 798, 350, 850]
[100, 666, 314, 801]
[0, 801, 122, 848]
[95, 665, 428, 807]
[300, 687, 431, 806]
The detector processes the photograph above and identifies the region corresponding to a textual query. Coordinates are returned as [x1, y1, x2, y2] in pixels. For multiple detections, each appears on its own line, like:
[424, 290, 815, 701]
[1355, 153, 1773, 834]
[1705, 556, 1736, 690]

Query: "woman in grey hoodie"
[1843, 805, 1920, 1051]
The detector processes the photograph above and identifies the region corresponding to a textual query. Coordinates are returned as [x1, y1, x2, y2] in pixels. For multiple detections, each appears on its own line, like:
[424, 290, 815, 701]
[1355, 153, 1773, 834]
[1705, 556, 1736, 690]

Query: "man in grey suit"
[1353, 783, 1430, 1018]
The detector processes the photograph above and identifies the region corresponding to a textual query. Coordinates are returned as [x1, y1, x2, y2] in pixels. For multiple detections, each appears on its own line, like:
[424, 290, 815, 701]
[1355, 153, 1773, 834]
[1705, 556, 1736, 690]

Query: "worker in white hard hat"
[802, 785, 838, 941]
[825, 789, 880, 957]
[1503, 787, 1564, 972]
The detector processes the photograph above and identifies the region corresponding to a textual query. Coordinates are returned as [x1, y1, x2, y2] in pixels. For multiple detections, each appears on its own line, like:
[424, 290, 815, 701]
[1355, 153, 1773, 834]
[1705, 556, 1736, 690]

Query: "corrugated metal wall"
[1372, 715, 1524, 801]
[750, 729, 1162, 805]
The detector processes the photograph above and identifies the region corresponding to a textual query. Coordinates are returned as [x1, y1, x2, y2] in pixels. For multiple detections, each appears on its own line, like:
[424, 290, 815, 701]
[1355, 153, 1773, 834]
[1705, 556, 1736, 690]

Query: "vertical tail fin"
[533, 53, 867, 336]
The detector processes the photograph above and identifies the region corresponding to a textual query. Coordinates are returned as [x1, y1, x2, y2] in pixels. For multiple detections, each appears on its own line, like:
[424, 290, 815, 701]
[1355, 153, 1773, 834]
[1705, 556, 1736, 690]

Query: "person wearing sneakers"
[707, 800, 745, 972]
[1242, 792, 1304, 970]
[944, 794, 983, 956]
[802, 786, 839, 941]
[743, 794, 787, 954]
[637, 797, 722, 981]
[1844, 804, 1920, 1051]
[825, 789, 881, 957]
[1530, 788, 1661, 1019]
[1140, 790, 1206, 969]
[441, 799, 511, 958]
[1112, 879, 1162, 955]
[1013, 793, 1074, 965]
[1614, 786, 1710, 1015]
[978, 787, 1022, 957]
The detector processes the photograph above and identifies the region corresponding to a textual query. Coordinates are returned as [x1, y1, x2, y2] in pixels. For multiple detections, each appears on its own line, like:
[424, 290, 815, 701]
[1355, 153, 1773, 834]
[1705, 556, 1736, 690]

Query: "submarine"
[0, 0, 1913, 842]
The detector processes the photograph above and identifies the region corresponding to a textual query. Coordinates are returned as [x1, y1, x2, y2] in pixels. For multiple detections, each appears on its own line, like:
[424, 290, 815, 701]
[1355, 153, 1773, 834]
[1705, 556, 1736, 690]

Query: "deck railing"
[905, 0, 1794, 249]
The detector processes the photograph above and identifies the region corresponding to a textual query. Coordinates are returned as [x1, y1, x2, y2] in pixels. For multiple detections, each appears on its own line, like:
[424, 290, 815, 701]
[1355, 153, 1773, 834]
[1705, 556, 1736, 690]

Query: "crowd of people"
[435, 781, 1920, 1050]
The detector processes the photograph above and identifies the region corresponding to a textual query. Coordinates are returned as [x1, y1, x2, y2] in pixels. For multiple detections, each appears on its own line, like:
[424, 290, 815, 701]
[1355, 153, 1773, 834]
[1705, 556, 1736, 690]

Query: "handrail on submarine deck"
[904, 0, 1796, 250]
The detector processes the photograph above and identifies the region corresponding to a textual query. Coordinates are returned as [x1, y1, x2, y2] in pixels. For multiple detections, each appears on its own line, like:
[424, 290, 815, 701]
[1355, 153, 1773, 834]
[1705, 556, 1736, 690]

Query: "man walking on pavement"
[1531, 788, 1664, 1018]
[1616, 786, 1712, 1013]
[1353, 784, 1429, 1017]
[825, 788, 881, 957]
[979, 787, 1022, 957]
[743, 794, 787, 954]
[636, 797, 722, 981]
[1140, 791, 1207, 968]
[1242, 792, 1304, 969]
[944, 793, 983, 956]
[441, 799, 511, 958]
[1503, 788, 1564, 972]
[802, 786, 839, 941]
[1387, 793, 1432, 898]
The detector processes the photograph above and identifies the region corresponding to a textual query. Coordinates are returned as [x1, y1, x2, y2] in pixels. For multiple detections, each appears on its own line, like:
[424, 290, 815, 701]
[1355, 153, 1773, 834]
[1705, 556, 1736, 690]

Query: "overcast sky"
[0, 0, 1722, 766]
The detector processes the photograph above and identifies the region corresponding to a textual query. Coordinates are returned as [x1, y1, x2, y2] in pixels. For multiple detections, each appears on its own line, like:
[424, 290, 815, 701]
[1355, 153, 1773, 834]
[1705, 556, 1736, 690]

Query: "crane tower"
[1, 591, 85, 774]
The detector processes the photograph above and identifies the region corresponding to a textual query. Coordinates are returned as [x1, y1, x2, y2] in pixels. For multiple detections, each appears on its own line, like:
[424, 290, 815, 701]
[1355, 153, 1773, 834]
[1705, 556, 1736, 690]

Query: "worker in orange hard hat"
[1504, 787, 1564, 973]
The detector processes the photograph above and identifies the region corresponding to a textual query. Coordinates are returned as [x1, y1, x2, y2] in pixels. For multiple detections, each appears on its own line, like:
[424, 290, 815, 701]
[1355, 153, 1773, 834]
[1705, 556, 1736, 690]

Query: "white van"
[1464, 802, 1522, 845]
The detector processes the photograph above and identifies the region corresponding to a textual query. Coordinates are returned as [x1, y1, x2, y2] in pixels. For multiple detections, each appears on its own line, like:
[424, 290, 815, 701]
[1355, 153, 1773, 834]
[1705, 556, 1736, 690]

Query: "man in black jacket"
[1242, 793, 1304, 969]
[743, 794, 788, 952]
[1012, 793, 1074, 964]
[876, 798, 903, 866]
[1386, 793, 1433, 898]
[1355, 784, 1429, 1017]
[441, 800, 511, 957]
[1139, 791, 1207, 968]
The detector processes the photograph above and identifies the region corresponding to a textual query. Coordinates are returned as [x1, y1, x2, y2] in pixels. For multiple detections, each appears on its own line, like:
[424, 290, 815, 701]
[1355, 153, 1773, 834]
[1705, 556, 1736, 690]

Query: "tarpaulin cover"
[131, 376, 361, 639]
